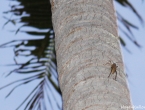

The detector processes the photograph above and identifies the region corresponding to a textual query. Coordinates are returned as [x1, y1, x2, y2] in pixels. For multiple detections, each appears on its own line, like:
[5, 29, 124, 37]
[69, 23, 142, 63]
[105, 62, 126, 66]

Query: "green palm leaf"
[0, 0, 143, 110]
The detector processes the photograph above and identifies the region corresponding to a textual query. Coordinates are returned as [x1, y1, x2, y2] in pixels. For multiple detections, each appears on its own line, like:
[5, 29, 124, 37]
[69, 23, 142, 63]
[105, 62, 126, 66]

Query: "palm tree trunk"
[50, 0, 132, 109]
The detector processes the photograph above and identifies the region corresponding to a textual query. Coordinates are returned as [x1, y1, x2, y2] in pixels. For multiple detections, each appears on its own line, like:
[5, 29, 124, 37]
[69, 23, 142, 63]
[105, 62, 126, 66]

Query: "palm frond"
[1, 0, 144, 110]
[0, 30, 62, 109]
[115, 0, 143, 47]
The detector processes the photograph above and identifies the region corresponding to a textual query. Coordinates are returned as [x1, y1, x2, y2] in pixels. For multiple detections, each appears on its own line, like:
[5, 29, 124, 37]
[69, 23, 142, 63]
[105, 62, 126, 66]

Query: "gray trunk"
[50, 0, 132, 109]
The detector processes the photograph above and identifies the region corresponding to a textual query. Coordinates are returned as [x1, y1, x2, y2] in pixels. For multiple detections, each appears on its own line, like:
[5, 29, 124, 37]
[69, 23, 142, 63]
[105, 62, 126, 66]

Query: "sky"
[115, 0, 145, 109]
[0, 1, 41, 110]
[0, 0, 145, 110]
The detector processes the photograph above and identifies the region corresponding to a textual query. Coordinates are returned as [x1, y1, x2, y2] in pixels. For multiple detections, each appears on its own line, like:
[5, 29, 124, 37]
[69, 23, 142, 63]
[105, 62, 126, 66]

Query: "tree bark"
[50, 0, 132, 109]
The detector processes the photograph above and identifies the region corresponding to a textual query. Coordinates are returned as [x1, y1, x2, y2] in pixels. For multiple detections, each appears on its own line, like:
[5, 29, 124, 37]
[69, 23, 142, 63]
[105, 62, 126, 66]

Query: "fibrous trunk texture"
[50, 0, 132, 110]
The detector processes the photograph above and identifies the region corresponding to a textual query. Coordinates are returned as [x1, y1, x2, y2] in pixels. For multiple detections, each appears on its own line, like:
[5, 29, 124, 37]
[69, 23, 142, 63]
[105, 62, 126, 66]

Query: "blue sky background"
[115, 0, 145, 109]
[0, 0, 145, 110]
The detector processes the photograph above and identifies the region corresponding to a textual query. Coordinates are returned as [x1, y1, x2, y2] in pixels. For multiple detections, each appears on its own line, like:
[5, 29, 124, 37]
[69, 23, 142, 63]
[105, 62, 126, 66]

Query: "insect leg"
[114, 71, 117, 81]
[108, 72, 111, 78]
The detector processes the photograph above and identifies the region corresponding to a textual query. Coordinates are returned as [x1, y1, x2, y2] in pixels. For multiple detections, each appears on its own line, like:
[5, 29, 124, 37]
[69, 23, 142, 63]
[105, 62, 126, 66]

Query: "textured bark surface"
[50, 0, 132, 110]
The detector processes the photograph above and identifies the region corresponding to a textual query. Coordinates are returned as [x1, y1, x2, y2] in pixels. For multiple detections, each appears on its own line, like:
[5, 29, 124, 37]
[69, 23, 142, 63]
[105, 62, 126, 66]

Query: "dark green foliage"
[0, 0, 143, 110]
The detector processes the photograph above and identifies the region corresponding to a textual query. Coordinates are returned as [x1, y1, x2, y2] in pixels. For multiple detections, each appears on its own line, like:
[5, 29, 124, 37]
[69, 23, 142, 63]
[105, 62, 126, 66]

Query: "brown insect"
[108, 63, 118, 81]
